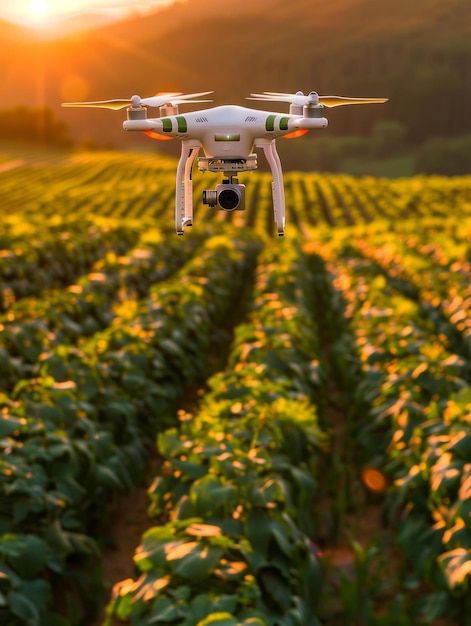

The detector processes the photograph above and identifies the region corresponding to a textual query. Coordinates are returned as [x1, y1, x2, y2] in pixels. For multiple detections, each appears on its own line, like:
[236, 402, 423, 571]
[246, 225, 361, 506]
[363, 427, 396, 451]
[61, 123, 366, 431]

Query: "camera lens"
[218, 188, 240, 211]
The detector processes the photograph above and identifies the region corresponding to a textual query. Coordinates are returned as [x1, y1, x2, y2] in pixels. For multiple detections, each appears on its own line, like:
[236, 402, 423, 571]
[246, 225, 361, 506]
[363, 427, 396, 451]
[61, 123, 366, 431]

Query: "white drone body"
[63, 91, 387, 236]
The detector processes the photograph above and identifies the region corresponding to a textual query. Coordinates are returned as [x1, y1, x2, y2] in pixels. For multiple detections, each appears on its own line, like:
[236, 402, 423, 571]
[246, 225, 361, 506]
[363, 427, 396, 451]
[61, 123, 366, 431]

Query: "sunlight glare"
[29, 0, 49, 23]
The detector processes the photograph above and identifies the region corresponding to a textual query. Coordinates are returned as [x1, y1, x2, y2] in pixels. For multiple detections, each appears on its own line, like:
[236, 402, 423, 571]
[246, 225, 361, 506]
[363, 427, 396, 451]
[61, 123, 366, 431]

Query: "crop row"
[0, 216, 144, 310]
[2, 149, 471, 625]
[104, 236, 331, 626]
[0, 224, 205, 391]
[318, 226, 471, 622]
[0, 153, 176, 222]
[346, 220, 471, 362]
[0, 228, 261, 625]
[2, 152, 471, 231]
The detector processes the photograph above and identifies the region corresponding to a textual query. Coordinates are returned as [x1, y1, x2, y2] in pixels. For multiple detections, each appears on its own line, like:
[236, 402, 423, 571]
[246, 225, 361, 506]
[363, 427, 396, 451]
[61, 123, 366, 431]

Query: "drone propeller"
[248, 91, 388, 107]
[62, 91, 214, 110]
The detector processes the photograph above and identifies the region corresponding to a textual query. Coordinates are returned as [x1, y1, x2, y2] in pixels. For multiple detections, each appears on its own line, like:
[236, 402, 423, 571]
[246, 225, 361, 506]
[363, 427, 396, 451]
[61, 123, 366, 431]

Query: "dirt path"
[91, 461, 161, 625]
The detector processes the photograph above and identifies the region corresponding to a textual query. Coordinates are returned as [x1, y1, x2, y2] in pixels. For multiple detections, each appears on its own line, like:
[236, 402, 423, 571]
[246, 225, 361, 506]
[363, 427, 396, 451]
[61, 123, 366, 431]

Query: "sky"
[0, 0, 174, 27]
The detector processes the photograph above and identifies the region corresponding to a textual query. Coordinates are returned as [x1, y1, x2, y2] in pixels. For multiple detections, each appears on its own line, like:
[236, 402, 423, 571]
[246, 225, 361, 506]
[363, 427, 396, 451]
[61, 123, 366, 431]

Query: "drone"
[62, 90, 387, 236]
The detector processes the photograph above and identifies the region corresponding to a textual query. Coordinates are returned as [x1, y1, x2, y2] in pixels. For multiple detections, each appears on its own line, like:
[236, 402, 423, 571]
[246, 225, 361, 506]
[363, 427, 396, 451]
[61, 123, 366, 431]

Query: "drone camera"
[202, 183, 245, 211]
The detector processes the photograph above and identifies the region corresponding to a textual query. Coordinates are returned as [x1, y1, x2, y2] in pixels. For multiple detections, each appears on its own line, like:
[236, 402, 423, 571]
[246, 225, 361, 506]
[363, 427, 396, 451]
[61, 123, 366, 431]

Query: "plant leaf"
[7, 591, 40, 622]
[185, 523, 222, 537]
[438, 548, 471, 589]
[170, 543, 224, 580]
[196, 612, 238, 626]
[0, 416, 24, 438]
[190, 475, 238, 516]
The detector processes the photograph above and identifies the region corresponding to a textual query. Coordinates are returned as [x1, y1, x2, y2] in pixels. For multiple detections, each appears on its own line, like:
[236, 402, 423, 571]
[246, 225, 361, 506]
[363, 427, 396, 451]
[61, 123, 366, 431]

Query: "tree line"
[1, 106, 470, 176]
[0, 106, 72, 147]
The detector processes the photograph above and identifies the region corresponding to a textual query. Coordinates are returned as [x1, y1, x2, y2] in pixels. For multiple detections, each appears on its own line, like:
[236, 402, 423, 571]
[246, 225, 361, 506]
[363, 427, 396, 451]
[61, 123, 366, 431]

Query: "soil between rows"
[91, 480, 153, 625]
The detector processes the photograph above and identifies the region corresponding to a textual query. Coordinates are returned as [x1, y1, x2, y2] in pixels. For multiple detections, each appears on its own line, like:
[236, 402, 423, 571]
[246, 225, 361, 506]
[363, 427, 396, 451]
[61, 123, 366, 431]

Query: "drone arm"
[123, 118, 159, 132]
[255, 138, 285, 236]
[175, 141, 200, 234]
[289, 116, 328, 131]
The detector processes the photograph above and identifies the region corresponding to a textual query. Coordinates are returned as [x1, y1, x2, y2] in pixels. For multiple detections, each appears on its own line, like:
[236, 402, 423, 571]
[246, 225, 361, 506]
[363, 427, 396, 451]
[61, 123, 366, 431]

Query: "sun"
[28, 0, 50, 23]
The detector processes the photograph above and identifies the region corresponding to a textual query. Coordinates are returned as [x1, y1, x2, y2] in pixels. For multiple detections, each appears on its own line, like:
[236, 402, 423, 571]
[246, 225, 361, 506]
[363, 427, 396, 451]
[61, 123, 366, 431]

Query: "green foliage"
[415, 134, 471, 175]
[319, 221, 471, 621]
[1, 150, 471, 624]
[277, 120, 409, 174]
[0, 216, 263, 623]
[370, 121, 408, 158]
[106, 237, 328, 625]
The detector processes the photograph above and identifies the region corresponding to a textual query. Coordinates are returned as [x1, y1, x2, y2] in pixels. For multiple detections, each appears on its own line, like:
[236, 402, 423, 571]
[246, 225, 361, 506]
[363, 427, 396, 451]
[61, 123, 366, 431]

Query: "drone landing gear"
[175, 142, 200, 235]
[255, 139, 285, 236]
[175, 140, 285, 236]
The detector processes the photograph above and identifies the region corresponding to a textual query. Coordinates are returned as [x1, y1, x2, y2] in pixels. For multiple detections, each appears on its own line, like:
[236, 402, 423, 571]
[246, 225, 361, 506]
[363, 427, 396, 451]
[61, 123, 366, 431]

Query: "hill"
[0, 0, 469, 149]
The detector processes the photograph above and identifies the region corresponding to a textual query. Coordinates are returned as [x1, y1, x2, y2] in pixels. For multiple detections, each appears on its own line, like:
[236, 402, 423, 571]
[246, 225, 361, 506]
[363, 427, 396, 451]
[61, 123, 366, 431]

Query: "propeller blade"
[319, 96, 388, 107]
[248, 93, 296, 101]
[141, 91, 213, 107]
[248, 91, 319, 106]
[248, 91, 388, 107]
[176, 90, 214, 100]
[61, 99, 134, 110]
[263, 92, 298, 96]
[260, 92, 310, 99]
[62, 91, 213, 110]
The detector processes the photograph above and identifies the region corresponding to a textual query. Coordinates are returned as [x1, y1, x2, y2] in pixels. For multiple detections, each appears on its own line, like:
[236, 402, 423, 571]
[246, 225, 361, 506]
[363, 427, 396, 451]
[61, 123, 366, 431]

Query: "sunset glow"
[28, 0, 49, 24]
[1, 1, 174, 28]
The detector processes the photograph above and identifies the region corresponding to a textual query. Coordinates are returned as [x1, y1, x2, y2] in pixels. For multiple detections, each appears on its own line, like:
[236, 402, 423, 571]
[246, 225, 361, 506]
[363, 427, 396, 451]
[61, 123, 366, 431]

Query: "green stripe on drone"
[176, 116, 187, 133]
[161, 118, 172, 133]
[265, 115, 276, 132]
[279, 117, 290, 131]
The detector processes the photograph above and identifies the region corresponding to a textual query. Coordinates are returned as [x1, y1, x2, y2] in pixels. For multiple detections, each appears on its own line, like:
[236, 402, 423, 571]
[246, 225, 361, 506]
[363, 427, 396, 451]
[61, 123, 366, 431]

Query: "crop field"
[1, 149, 471, 626]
